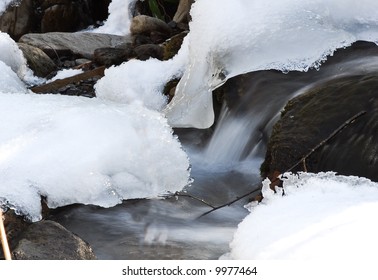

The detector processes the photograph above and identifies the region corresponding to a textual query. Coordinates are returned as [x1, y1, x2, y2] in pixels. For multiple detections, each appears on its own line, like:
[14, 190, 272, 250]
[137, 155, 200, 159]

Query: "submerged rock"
[13, 220, 96, 260]
[261, 74, 378, 182]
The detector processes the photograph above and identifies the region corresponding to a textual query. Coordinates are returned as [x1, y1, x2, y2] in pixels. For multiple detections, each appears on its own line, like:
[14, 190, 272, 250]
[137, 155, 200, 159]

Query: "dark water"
[52, 41, 378, 259]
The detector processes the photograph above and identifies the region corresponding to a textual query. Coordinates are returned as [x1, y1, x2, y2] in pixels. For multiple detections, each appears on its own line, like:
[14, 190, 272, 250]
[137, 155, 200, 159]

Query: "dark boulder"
[261, 74, 378, 182]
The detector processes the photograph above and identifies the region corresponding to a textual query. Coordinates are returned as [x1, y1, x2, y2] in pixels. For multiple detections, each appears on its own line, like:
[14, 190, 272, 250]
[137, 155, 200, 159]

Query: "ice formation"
[165, 0, 378, 128]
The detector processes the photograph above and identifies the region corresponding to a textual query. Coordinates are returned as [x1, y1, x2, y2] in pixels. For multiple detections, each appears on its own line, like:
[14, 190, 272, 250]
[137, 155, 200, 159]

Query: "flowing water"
[52, 41, 378, 259]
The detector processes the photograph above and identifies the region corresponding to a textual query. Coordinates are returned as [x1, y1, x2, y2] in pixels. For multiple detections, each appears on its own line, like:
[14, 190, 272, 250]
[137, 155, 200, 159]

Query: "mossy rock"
[261, 74, 378, 182]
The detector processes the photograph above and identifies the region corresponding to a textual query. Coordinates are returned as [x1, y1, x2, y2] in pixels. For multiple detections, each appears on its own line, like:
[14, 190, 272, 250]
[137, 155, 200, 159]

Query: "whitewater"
[1, 0, 378, 260]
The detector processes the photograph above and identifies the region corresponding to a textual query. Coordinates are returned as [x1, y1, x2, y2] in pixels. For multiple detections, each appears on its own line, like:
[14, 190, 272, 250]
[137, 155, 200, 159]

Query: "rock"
[13, 220, 96, 260]
[130, 15, 172, 38]
[17, 43, 57, 78]
[161, 31, 188, 60]
[0, 209, 31, 260]
[40, 0, 92, 33]
[19, 32, 135, 60]
[93, 45, 135, 66]
[134, 44, 164, 61]
[30, 66, 105, 97]
[0, 0, 38, 40]
[261, 74, 378, 182]
[173, 0, 194, 24]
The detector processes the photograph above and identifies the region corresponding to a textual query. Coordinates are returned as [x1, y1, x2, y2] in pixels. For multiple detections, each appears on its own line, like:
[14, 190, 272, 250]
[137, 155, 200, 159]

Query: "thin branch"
[0, 209, 12, 260]
[172, 191, 216, 209]
[198, 183, 262, 218]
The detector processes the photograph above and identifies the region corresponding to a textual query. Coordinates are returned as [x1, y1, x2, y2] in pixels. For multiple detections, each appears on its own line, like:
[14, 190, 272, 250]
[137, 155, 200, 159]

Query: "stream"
[52, 41, 378, 260]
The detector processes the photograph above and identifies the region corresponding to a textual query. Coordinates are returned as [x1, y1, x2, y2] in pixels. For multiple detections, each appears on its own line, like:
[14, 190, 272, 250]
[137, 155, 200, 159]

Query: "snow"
[91, 0, 136, 35]
[228, 172, 378, 260]
[0, 32, 37, 85]
[0, 93, 190, 222]
[0, 31, 190, 222]
[95, 37, 189, 111]
[46, 68, 84, 83]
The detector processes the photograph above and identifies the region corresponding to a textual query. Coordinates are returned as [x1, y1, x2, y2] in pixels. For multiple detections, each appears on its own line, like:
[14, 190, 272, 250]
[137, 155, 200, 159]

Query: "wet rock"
[130, 15, 172, 38]
[261, 74, 378, 182]
[93, 45, 135, 67]
[13, 220, 96, 260]
[134, 44, 164, 61]
[19, 32, 135, 60]
[0, 0, 38, 40]
[17, 43, 57, 78]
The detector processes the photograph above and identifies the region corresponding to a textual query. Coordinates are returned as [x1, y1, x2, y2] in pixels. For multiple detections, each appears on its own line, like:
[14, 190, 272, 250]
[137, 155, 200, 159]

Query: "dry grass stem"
[0, 209, 12, 260]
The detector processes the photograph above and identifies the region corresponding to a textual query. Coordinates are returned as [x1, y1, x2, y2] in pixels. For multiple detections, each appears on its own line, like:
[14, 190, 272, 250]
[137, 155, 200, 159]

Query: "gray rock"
[19, 32, 135, 60]
[13, 220, 96, 260]
[17, 43, 57, 78]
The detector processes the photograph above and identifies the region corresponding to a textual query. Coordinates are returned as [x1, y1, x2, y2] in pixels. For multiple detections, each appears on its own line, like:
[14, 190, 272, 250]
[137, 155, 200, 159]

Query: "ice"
[92, 0, 136, 35]
[165, 0, 378, 128]
[228, 172, 378, 260]
[0, 93, 190, 221]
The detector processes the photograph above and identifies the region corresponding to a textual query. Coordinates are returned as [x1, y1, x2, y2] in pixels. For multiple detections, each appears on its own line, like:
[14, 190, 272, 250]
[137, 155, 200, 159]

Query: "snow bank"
[92, 0, 136, 35]
[0, 93, 190, 222]
[228, 172, 378, 260]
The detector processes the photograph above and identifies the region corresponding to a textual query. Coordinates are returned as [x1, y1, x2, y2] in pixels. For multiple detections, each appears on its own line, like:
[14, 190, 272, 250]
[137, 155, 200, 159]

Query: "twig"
[172, 192, 216, 209]
[198, 183, 262, 218]
[0, 209, 12, 260]
[286, 110, 367, 173]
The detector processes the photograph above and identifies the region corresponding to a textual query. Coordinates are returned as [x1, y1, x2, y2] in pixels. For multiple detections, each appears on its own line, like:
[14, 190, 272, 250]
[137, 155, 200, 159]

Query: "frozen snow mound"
[165, 0, 378, 128]
[228, 172, 378, 260]
[0, 94, 190, 222]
